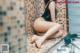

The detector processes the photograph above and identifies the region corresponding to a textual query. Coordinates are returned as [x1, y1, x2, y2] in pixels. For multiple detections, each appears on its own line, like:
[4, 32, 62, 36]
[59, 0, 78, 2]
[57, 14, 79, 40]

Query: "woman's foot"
[30, 35, 39, 44]
[35, 37, 45, 48]
[30, 35, 45, 48]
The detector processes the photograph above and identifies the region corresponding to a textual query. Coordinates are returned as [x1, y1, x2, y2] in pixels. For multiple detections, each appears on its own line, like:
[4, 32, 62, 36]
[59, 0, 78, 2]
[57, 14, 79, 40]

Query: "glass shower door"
[68, 0, 80, 35]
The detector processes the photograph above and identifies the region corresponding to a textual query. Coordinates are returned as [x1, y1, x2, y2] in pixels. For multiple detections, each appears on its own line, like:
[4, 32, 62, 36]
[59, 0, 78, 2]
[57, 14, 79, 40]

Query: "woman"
[31, 0, 64, 48]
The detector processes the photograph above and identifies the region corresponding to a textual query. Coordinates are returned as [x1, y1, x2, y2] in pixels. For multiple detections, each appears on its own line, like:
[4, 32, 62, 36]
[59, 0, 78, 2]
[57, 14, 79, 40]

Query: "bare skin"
[31, 0, 64, 48]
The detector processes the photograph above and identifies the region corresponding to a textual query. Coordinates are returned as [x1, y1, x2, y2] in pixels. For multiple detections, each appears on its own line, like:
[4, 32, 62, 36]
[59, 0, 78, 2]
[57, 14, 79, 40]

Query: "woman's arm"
[49, 1, 56, 22]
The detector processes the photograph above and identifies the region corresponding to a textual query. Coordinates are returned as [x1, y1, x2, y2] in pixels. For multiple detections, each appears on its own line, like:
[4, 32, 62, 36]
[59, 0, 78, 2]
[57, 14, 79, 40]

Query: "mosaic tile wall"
[0, 0, 27, 53]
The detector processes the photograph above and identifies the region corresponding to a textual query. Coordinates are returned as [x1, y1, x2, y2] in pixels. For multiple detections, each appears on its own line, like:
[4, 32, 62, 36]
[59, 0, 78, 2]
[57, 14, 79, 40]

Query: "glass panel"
[68, 0, 80, 35]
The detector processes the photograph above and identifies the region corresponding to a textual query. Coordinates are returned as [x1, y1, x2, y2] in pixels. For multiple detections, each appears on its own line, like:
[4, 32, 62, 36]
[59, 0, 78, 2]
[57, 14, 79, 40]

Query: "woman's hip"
[33, 17, 56, 32]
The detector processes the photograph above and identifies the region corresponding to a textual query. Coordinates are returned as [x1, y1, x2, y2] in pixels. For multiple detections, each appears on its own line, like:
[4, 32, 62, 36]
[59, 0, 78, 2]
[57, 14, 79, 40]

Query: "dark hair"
[44, 0, 56, 5]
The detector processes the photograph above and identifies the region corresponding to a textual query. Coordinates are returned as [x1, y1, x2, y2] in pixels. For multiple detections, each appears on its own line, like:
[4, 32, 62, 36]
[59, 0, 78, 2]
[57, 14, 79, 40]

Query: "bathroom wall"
[0, 0, 27, 53]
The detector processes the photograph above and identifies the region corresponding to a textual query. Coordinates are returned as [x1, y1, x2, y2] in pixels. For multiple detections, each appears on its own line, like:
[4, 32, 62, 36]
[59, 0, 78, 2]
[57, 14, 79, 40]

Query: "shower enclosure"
[68, 0, 80, 35]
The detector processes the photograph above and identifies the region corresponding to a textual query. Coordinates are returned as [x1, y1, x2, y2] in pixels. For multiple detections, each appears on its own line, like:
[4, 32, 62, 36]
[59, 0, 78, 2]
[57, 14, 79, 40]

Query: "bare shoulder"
[50, 1, 55, 5]
[49, 1, 55, 9]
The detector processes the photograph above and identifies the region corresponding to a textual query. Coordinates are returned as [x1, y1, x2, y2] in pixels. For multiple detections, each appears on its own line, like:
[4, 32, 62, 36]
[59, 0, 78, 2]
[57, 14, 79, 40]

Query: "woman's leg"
[33, 17, 62, 48]
[30, 29, 63, 44]
[48, 30, 63, 39]
[35, 22, 62, 48]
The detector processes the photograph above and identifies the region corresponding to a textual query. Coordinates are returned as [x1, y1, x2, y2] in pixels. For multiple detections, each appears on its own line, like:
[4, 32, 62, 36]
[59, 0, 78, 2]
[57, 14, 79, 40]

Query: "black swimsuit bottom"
[41, 1, 51, 21]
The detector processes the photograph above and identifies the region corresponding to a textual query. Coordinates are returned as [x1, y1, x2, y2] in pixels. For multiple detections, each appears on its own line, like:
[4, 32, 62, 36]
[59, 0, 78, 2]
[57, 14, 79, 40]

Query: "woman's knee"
[56, 23, 62, 29]
[52, 23, 62, 29]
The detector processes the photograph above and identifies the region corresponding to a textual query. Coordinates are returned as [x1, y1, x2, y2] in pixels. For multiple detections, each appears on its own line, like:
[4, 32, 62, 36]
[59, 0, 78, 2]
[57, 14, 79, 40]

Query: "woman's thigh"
[33, 17, 59, 33]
